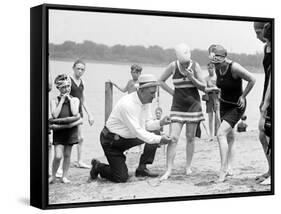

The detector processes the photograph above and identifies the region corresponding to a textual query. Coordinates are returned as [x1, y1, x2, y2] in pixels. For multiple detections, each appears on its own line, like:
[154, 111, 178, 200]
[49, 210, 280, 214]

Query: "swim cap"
[254, 22, 266, 30]
[54, 74, 71, 89]
[208, 44, 227, 64]
[175, 43, 191, 63]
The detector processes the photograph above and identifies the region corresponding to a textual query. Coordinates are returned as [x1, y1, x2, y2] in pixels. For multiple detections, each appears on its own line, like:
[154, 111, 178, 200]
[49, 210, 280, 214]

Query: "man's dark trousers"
[98, 127, 158, 183]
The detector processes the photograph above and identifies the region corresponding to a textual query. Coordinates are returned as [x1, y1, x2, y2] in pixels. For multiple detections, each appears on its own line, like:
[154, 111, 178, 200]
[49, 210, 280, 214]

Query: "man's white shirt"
[106, 92, 162, 144]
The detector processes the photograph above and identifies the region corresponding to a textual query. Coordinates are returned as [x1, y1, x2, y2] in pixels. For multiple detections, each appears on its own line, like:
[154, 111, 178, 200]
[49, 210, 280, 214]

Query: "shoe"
[90, 159, 101, 180]
[135, 168, 159, 178]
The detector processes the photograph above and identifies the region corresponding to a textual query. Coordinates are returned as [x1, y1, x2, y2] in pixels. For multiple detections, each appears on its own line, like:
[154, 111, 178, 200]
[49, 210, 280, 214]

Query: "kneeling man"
[89, 74, 171, 183]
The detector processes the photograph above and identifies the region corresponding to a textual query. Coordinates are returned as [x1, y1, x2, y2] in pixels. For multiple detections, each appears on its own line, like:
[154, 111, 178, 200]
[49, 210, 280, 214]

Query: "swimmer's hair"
[73, 59, 86, 68]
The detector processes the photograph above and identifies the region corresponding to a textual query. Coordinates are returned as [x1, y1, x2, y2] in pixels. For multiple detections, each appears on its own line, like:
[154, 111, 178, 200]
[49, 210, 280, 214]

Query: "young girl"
[49, 74, 82, 184]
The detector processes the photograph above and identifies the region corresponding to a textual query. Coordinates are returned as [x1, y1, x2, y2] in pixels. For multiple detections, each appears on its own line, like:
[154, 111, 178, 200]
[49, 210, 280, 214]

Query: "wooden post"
[105, 81, 113, 124]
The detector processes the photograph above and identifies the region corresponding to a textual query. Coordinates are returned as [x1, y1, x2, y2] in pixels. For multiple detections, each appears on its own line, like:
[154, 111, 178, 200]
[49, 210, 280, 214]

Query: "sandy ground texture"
[49, 130, 271, 204]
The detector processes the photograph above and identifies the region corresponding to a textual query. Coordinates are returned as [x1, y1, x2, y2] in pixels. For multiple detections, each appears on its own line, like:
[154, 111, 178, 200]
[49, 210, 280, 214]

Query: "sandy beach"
[49, 129, 270, 204]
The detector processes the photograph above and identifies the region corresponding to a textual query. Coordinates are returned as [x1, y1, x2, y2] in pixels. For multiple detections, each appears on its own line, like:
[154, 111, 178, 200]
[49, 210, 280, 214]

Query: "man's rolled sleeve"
[120, 105, 161, 144]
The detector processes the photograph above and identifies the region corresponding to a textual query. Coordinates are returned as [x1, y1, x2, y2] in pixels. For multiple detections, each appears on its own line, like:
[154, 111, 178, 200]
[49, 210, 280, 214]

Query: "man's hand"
[160, 116, 171, 126]
[159, 135, 172, 146]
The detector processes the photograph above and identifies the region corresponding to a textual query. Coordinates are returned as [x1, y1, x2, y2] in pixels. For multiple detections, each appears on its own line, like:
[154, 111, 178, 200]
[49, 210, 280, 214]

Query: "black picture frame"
[30, 3, 274, 209]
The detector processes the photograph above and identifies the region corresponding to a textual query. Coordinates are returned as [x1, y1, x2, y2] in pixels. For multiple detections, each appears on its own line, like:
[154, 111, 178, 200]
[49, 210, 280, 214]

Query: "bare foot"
[218, 171, 227, 182]
[49, 176, 56, 184]
[56, 168, 63, 178]
[61, 177, 71, 184]
[185, 168, 193, 175]
[75, 162, 90, 169]
[160, 171, 171, 181]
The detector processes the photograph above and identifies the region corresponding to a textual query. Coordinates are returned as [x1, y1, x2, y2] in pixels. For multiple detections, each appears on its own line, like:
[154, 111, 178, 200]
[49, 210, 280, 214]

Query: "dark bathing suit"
[262, 45, 272, 139]
[216, 61, 246, 128]
[70, 77, 84, 117]
[53, 96, 79, 146]
[170, 60, 204, 124]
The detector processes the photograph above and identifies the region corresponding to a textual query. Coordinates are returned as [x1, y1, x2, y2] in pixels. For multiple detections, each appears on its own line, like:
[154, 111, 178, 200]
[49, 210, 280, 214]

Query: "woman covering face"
[158, 43, 206, 180]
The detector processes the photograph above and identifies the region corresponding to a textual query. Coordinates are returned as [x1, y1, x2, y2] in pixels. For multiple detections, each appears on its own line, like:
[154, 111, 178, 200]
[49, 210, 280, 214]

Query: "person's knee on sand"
[112, 173, 129, 183]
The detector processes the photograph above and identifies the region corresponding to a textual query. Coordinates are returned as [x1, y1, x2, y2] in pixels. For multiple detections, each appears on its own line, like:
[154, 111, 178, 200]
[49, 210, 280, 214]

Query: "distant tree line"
[49, 40, 264, 70]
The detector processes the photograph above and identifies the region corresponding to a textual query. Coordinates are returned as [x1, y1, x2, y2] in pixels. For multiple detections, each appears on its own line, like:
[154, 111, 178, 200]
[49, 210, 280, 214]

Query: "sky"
[49, 9, 264, 54]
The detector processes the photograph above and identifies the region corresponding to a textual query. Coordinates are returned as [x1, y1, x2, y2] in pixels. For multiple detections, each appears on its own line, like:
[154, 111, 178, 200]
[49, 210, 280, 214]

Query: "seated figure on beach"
[49, 74, 83, 184]
[158, 43, 206, 180]
[202, 62, 221, 140]
[89, 74, 172, 183]
[208, 44, 256, 182]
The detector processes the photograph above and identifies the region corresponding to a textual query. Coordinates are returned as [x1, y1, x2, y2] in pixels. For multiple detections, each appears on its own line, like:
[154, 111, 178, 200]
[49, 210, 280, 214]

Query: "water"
[49, 60, 264, 157]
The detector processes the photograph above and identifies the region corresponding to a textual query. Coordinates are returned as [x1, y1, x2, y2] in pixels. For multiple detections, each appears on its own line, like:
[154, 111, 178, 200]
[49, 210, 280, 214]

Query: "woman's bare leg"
[160, 122, 183, 180]
[256, 116, 270, 181]
[217, 121, 232, 182]
[226, 130, 235, 175]
[185, 123, 198, 174]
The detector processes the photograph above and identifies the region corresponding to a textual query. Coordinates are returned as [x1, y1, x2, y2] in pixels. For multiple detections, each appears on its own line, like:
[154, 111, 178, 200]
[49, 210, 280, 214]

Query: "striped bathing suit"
[170, 60, 204, 123]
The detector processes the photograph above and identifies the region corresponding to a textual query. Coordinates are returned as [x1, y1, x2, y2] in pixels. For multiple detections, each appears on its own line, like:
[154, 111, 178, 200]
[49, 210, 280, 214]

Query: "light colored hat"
[175, 43, 191, 63]
[138, 74, 159, 89]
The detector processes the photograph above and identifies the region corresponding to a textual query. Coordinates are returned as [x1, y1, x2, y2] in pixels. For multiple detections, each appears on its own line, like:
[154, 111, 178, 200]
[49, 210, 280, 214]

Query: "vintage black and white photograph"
[46, 6, 273, 205]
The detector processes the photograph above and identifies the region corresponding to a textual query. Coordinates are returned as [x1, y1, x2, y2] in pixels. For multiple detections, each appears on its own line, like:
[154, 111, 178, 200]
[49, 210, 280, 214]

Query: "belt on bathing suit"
[102, 126, 121, 141]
